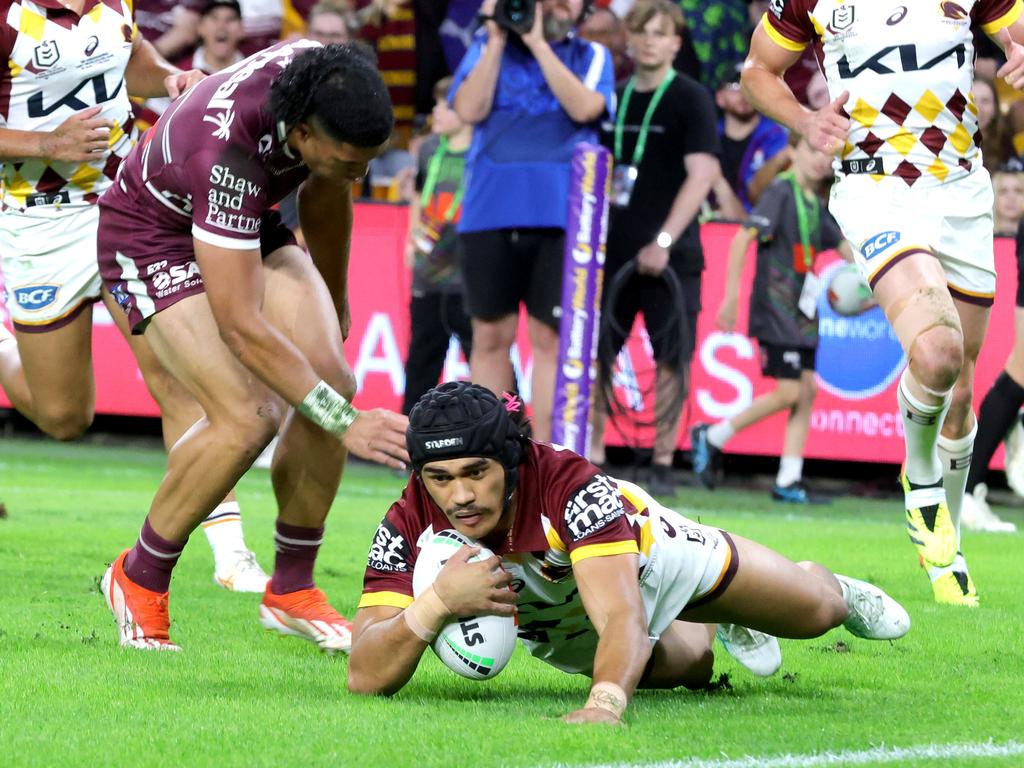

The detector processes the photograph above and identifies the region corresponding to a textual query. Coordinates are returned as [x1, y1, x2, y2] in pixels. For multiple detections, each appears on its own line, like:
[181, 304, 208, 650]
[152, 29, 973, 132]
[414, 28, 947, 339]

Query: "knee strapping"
[888, 286, 962, 354]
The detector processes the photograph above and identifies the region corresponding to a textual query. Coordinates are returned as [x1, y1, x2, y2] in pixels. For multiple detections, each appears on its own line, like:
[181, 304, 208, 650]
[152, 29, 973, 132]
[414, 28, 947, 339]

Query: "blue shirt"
[450, 32, 615, 232]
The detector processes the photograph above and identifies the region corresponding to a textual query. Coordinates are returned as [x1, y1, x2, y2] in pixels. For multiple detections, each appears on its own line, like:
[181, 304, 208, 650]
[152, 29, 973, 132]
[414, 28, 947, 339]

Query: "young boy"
[691, 133, 852, 503]
[401, 77, 474, 415]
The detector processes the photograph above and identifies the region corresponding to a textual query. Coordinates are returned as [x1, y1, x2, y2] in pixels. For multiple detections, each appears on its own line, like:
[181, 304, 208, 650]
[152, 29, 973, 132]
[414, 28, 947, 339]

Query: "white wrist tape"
[299, 380, 359, 437]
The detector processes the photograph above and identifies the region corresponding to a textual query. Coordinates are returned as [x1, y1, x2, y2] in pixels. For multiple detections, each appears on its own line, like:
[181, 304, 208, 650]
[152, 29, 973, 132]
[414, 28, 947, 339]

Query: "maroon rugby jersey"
[359, 442, 641, 610]
[105, 40, 317, 250]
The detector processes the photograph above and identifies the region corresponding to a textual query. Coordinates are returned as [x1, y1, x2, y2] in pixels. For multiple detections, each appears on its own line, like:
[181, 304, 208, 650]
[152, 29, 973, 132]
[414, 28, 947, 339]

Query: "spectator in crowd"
[179, 0, 246, 73]
[355, 0, 418, 147]
[134, 0, 202, 59]
[590, 0, 720, 496]
[451, 0, 614, 442]
[402, 77, 474, 415]
[692, 134, 851, 504]
[959, 218, 1024, 533]
[237, 0, 284, 55]
[579, 5, 633, 85]
[716, 64, 788, 211]
[993, 169, 1024, 237]
[304, 2, 355, 43]
[974, 77, 1020, 174]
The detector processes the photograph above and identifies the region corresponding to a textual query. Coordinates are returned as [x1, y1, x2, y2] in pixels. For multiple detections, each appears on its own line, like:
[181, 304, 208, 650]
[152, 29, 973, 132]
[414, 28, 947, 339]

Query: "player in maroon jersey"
[349, 382, 910, 724]
[96, 41, 409, 653]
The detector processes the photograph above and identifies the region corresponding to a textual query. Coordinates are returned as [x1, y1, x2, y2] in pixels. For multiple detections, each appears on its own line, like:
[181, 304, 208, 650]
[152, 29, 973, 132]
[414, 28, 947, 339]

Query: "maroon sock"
[270, 521, 323, 595]
[123, 518, 186, 593]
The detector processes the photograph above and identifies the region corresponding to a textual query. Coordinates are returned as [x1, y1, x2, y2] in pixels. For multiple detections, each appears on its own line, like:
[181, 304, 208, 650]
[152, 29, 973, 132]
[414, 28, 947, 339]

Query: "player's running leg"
[679, 533, 910, 642]
[102, 291, 269, 593]
[871, 253, 962, 577]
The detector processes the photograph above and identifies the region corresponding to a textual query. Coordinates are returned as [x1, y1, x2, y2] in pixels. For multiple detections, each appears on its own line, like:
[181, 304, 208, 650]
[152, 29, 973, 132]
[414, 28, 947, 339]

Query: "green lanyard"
[614, 68, 676, 166]
[420, 137, 464, 222]
[780, 170, 819, 271]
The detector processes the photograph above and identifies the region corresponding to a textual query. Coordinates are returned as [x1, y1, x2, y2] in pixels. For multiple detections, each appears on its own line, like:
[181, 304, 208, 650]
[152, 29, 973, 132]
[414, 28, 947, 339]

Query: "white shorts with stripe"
[0, 205, 101, 331]
[829, 167, 996, 306]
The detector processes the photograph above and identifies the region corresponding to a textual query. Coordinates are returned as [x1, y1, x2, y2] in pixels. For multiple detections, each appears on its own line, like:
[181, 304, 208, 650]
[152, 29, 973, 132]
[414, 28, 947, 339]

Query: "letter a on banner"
[552, 143, 612, 456]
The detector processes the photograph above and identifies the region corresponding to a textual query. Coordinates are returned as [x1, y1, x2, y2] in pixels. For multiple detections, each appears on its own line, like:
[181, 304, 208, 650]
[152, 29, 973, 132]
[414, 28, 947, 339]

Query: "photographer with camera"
[450, 0, 614, 441]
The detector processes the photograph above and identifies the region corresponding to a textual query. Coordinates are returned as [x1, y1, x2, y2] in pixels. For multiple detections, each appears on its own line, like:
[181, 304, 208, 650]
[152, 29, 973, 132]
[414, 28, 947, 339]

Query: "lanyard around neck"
[780, 170, 819, 270]
[614, 68, 676, 167]
[420, 136, 464, 222]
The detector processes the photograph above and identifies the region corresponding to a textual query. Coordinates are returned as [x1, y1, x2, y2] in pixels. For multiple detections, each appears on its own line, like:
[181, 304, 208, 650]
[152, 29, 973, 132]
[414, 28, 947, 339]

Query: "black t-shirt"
[600, 72, 720, 275]
[720, 133, 752, 200]
[745, 177, 843, 348]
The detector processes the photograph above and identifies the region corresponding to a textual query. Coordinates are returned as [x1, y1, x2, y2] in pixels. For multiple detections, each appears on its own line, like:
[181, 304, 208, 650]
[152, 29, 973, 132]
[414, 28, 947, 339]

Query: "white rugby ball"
[827, 263, 874, 316]
[412, 529, 517, 680]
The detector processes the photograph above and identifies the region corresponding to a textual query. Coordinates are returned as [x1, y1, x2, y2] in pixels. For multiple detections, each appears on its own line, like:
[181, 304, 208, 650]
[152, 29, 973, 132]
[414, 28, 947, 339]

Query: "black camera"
[493, 0, 535, 35]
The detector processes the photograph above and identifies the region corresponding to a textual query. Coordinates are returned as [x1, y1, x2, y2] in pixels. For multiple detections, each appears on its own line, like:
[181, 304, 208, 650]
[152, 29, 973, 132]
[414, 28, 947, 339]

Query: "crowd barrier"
[1, 202, 1017, 466]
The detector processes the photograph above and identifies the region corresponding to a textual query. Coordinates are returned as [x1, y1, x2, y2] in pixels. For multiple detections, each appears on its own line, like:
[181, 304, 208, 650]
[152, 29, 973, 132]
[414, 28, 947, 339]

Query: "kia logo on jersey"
[33, 41, 60, 69]
[14, 284, 59, 311]
[85, 36, 100, 56]
[940, 1, 968, 19]
[887, 6, 907, 24]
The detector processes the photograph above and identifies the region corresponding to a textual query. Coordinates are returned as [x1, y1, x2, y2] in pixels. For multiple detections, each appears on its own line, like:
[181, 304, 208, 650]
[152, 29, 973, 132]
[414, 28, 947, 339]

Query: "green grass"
[1, 437, 1023, 767]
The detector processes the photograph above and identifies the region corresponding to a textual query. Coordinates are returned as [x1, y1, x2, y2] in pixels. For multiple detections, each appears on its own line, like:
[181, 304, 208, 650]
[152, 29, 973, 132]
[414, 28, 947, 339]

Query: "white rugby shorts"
[829, 167, 996, 306]
[0, 205, 102, 331]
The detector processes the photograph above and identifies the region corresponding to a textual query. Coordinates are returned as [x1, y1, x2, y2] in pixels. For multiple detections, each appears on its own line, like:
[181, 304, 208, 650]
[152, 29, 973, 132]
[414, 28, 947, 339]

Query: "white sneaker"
[835, 575, 910, 640]
[961, 484, 1017, 533]
[1004, 421, 1024, 498]
[716, 623, 782, 677]
[214, 550, 271, 592]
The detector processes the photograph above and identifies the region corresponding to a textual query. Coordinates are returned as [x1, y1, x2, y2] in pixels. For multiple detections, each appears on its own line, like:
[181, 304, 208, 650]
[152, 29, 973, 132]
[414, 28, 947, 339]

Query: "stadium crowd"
[1, 0, 1024, 726]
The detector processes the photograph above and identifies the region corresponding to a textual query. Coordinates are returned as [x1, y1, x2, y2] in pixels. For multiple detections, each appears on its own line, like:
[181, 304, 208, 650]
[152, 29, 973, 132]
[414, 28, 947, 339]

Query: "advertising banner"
[1, 208, 1016, 467]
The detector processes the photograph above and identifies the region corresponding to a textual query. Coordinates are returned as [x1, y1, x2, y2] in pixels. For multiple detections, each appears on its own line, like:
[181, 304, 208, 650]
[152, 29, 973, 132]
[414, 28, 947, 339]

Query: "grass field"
[2, 436, 1023, 768]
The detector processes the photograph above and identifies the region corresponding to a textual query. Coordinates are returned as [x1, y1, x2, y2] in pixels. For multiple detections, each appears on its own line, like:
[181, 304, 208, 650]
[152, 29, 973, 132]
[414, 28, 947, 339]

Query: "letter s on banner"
[696, 332, 754, 420]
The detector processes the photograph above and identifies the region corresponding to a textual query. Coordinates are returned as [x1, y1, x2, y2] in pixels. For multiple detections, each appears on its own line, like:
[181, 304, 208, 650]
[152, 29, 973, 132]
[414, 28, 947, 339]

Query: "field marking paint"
[549, 740, 1024, 768]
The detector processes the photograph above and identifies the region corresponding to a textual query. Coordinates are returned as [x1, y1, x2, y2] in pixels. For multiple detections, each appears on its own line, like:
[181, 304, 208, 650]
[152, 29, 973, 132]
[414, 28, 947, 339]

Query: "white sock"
[936, 422, 976, 545]
[707, 421, 736, 449]
[897, 369, 950, 486]
[776, 456, 803, 487]
[927, 552, 969, 583]
[201, 501, 247, 562]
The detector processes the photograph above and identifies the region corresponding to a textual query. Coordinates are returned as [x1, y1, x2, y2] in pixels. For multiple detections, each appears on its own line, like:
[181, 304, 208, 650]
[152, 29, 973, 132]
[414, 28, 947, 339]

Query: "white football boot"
[961, 484, 1017, 533]
[835, 575, 910, 640]
[214, 549, 271, 592]
[716, 624, 782, 677]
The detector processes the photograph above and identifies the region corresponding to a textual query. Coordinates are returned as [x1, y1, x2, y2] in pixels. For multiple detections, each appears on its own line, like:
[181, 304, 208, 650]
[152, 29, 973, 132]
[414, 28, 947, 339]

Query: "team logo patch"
[827, 4, 855, 33]
[861, 231, 900, 260]
[368, 520, 411, 572]
[33, 40, 60, 68]
[940, 1, 968, 20]
[14, 284, 59, 311]
[564, 475, 624, 541]
[769, 0, 786, 19]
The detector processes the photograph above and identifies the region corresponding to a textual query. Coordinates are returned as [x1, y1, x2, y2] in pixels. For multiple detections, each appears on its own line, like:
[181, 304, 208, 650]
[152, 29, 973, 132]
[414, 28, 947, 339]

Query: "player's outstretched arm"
[297, 175, 354, 337]
[193, 239, 409, 468]
[349, 546, 516, 695]
[563, 553, 649, 726]
[124, 35, 204, 100]
[742, 25, 849, 155]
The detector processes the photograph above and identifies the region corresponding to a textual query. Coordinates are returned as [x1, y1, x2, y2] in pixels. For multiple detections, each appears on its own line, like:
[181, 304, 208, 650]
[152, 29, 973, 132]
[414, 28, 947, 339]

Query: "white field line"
[548, 740, 1024, 768]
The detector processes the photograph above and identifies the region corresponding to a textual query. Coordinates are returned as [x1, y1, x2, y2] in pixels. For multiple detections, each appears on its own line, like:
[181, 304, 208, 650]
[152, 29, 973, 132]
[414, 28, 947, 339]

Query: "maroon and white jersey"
[762, 0, 1022, 187]
[0, 0, 137, 210]
[107, 39, 316, 250]
[360, 442, 649, 670]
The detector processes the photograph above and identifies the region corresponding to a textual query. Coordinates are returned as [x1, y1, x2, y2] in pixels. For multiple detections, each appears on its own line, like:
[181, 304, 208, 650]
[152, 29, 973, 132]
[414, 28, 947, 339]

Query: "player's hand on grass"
[997, 29, 1024, 90]
[717, 297, 738, 332]
[165, 68, 206, 99]
[561, 708, 624, 726]
[433, 546, 517, 617]
[636, 243, 669, 276]
[40, 107, 113, 163]
[341, 408, 410, 469]
[797, 91, 850, 156]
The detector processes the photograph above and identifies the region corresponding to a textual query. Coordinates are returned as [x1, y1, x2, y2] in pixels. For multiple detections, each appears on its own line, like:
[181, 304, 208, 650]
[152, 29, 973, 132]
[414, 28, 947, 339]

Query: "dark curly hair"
[268, 43, 394, 148]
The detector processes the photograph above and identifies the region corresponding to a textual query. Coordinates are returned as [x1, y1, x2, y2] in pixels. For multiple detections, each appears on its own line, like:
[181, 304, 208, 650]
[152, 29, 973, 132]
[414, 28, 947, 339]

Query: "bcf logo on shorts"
[861, 231, 900, 260]
[14, 284, 59, 311]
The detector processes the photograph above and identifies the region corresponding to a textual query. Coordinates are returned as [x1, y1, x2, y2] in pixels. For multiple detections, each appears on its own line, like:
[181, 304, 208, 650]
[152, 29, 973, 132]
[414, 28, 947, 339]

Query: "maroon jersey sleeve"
[358, 486, 425, 610]
[761, 0, 817, 52]
[187, 143, 271, 251]
[529, 444, 639, 565]
[975, 0, 1022, 33]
